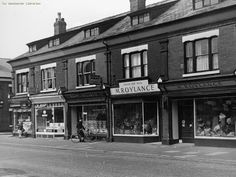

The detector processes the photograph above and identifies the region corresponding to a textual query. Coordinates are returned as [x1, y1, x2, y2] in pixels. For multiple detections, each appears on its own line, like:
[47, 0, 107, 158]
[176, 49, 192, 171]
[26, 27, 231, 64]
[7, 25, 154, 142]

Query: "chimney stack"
[54, 12, 67, 35]
[129, 0, 146, 12]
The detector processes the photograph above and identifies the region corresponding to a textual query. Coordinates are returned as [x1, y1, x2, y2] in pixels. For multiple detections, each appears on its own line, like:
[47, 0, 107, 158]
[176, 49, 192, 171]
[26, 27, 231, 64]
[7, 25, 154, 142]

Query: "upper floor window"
[85, 27, 99, 38]
[184, 37, 218, 74]
[49, 38, 60, 48]
[131, 13, 150, 26]
[194, 0, 220, 9]
[29, 45, 37, 52]
[41, 63, 56, 91]
[76, 55, 96, 87]
[16, 68, 29, 93]
[122, 44, 148, 79]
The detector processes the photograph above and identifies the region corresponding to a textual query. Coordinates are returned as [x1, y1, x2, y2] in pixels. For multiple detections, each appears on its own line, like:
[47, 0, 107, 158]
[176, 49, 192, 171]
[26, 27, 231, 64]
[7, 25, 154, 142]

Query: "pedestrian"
[18, 121, 24, 138]
[77, 119, 85, 142]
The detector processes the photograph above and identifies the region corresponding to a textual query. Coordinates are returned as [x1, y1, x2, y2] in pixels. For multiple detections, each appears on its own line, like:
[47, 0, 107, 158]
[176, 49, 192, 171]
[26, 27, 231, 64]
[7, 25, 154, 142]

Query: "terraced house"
[8, 0, 236, 147]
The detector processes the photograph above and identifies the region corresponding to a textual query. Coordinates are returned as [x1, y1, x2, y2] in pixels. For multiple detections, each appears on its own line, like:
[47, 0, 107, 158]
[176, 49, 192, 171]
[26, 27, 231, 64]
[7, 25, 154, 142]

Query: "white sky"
[0, 0, 162, 59]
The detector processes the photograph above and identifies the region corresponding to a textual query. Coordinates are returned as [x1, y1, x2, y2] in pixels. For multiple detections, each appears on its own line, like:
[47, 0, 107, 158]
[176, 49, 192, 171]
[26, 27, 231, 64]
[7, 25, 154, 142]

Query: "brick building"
[0, 58, 12, 132]
[8, 0, 236, 147]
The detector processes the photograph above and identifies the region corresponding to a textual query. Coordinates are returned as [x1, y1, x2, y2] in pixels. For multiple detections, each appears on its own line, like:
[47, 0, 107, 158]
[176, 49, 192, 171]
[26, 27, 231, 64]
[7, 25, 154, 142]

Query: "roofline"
[11, 0, 236, 62]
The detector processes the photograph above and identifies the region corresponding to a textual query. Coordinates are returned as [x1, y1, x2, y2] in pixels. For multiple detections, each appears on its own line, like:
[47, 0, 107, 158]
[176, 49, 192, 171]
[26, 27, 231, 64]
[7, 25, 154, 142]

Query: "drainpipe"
[103, 40, 112, 142]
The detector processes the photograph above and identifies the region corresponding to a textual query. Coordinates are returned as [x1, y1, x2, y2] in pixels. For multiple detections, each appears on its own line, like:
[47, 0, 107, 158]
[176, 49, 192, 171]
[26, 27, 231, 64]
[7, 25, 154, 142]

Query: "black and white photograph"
[1, 0, 236, 176]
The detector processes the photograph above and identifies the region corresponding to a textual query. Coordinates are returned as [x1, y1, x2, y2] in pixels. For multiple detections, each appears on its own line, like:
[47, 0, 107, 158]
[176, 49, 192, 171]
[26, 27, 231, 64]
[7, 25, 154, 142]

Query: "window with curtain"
[41, 67, 56, 90]
[16, 72, 29, 93]
[123, 51, 148, 79]
[77, 60, 95, 86]
[184, 37, 218, 74]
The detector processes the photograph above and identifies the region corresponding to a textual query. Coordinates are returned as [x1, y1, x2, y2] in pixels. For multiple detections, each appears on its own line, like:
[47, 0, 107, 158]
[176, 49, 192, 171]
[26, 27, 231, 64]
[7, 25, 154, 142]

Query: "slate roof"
[0, 58, 12, 78]
[12, 0, 236, 61]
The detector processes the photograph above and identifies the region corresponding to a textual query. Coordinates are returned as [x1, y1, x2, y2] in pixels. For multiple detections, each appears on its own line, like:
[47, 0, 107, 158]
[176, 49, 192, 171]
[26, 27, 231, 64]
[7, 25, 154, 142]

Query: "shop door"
[178, 100, 194, 143]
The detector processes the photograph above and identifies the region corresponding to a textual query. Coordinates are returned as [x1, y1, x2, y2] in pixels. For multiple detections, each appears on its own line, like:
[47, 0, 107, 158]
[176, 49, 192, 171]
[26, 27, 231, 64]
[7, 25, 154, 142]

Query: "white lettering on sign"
[111, 80, 159, 95]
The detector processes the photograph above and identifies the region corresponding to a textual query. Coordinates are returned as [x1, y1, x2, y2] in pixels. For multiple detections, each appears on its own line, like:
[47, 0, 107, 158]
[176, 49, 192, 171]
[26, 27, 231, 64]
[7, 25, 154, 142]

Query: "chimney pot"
[58, 12, 61, 19]
[54, 12, 66, 35]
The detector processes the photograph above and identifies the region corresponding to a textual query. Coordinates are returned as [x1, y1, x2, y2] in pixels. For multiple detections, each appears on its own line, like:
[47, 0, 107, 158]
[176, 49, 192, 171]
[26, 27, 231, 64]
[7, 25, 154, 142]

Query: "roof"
[12, 0, 236, 61]
[0, 58, 12, 78]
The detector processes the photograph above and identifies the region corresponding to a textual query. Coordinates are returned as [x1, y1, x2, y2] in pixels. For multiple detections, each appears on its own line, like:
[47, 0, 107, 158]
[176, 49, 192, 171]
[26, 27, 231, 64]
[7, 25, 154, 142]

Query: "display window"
[77, 105, 107, 134]
[195, 97, 236, 138]
[15, 111, 32, 134]
[113, 102, 158, 136]
[36, 107, 64, 134]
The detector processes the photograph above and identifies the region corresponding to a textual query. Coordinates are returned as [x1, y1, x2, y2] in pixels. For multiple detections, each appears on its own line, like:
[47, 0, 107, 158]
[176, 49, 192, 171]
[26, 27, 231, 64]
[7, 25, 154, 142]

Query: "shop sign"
[110, 80, 159, 95]
[90, 75, 102, 85]
[167, 79, 236, 91]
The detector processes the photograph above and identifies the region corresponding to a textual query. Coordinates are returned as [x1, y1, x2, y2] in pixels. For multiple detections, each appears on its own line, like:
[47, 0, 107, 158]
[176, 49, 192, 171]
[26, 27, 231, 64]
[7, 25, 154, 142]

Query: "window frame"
[84, 27, 99, 38]
[41, 67, 56, 91]
[193, 0, 220, 9]
[48, 38, 60, 48]
[29, 45, 37, 53]
[122, 50, 148, 79]
[184, 36, 218, 74]
[131, 13, 150, 26]
[76, 60, 96, 87]
[16, 72, 29, 94]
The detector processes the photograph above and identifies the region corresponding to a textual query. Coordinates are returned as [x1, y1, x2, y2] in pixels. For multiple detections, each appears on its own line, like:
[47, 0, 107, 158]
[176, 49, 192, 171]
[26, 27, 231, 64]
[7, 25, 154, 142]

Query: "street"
[0, 135, 236, 177]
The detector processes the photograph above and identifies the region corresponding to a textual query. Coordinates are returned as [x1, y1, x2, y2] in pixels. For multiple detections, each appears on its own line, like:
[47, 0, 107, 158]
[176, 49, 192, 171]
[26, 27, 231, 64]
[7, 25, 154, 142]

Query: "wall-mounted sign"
[90, 75, 102, 85]
[110, 80, 159, 96]
[166, 79, 236, 91]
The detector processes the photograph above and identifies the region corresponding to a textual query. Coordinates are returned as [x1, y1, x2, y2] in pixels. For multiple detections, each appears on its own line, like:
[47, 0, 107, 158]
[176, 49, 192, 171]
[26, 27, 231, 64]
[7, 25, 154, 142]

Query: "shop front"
[9, 96, 33, 136]
[161, 75, 236, 147]
[63, 90, 108, 140]
[111, 80, 160, 143]
[30, 93, 66, 138]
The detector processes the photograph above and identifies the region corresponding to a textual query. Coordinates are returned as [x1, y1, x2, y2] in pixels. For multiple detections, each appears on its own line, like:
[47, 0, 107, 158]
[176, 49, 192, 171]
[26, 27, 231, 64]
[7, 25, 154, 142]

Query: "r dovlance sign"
[110, 80, 159, 95]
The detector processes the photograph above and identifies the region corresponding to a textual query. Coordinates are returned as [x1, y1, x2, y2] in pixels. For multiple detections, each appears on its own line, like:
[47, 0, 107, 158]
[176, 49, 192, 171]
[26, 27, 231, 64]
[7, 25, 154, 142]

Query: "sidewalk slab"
[1, 134, 236, 164]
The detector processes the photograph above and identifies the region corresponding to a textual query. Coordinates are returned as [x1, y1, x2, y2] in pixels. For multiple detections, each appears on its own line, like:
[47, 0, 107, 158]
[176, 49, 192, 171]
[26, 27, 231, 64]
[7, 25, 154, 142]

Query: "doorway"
[178, 100, 194, 143]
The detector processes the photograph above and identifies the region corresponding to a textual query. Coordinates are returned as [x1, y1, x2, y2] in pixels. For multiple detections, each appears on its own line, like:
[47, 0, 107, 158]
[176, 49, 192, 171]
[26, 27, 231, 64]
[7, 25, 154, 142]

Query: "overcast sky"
[0, 0, 162, 59]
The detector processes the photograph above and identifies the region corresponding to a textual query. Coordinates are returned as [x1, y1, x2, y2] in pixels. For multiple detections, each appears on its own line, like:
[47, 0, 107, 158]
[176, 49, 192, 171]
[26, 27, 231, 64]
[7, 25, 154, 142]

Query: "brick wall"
[56, 61, 66, 89]
[67, 58, 76, 90]
[168, 36, 184, 80]
[0, 81, 11, 131]
[219, 24, 236, 75]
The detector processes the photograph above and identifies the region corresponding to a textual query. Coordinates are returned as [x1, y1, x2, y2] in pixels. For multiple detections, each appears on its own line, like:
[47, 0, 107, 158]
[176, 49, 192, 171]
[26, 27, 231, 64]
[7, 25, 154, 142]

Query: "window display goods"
[196, 97, 236, 138]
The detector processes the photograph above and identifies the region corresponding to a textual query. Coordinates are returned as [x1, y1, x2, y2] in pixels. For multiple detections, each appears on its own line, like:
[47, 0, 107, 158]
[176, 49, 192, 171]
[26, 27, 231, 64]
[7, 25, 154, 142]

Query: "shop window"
[184, 37, 218, 74]
[114, 102, 158, 135]
[16, 72, 29, 93]
[15, 111, 32, 134]
[195, 97, 236, 138]
[76, 60, 95, 86]
[36, 108, 64, 134]
[193, 0, 220, 9]
[54, 107, 64, 123]
[144, 103, 158, 135]
[41, 67, 56, 91]
[77, 105, 107, 134]
[123, 50, 148, 79]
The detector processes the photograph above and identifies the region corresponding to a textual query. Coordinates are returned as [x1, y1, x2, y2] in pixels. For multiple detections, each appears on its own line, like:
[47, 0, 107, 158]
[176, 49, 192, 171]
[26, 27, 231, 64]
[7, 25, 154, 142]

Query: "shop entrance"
[178, 100, 194, 143]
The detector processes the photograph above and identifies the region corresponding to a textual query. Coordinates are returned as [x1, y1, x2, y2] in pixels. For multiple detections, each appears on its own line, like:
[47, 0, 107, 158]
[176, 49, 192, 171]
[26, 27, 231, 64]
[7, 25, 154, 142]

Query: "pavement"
[1, 134, 236, 165]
